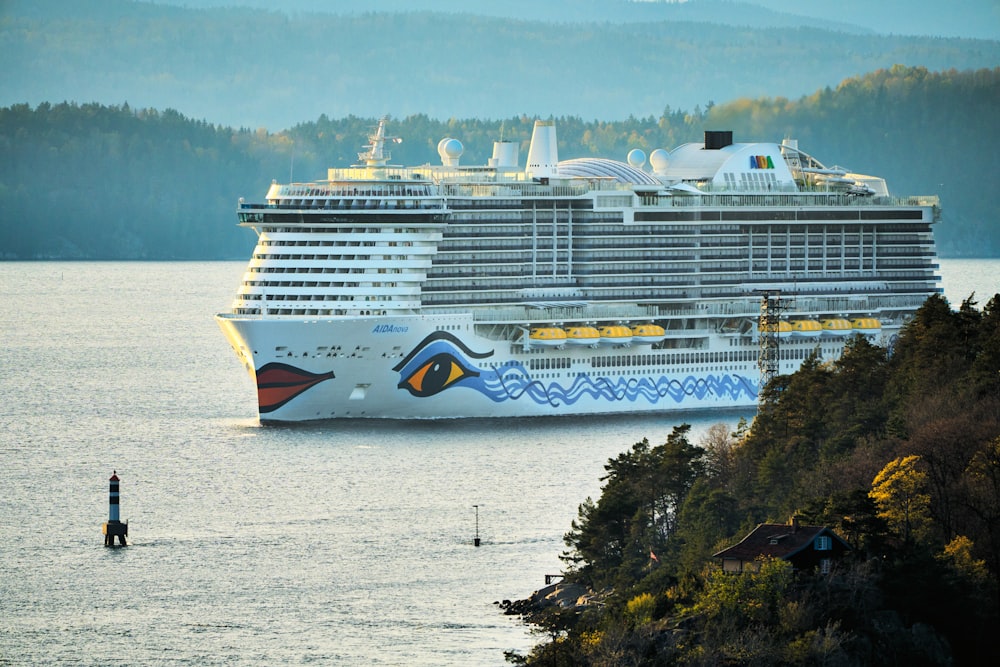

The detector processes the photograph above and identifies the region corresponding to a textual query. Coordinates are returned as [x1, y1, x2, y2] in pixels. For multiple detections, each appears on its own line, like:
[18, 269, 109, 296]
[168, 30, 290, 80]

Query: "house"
[713, 516, 851, 574]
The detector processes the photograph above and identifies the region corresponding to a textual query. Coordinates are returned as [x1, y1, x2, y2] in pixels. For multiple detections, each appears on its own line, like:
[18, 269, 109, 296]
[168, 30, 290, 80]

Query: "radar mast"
[357, 117, 402, 167]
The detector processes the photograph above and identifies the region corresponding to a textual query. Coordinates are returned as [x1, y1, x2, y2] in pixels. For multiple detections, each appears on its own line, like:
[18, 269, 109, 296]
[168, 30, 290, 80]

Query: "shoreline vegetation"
[1, 66, 998, 260]
[501, 293, 1000, 666]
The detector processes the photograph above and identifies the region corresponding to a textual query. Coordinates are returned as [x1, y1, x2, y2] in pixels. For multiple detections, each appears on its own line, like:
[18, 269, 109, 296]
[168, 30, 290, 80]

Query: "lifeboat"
[598, 325, 633, 347]
[565, 326, 600, 347]
[851, 318, 882, 335]
[631, 324, 666, 345]
[761, 320, 793, 338]
[821, 318, 853, 336]
[790, 319, 822, 338]
[528, 327, 567, 347]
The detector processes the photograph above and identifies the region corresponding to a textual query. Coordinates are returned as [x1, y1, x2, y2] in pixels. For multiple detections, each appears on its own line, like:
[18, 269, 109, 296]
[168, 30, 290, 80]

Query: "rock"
[542, 583, 588, 608]
[501, 582, 602, 616]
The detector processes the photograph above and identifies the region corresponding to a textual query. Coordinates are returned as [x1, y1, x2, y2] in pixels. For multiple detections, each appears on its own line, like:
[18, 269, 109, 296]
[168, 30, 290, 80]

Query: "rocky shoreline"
[496, 581, 608, 618]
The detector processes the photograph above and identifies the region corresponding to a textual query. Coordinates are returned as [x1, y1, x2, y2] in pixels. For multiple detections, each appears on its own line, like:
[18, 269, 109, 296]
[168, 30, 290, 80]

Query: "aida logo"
[372, 324, 409, 333]
[750, 155, 775, 169]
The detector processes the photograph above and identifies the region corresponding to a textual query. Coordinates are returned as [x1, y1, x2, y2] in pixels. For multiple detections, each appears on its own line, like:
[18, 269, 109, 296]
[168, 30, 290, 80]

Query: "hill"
[2, 0, 998, 130]
[1, 66, 996, 260]
[143, 0, 1000, 40]
[508, 293, 1000, 665]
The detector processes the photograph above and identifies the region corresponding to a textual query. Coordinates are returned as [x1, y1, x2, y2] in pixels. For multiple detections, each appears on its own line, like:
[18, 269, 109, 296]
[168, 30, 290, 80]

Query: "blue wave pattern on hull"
[479, 367, 758, 407]
[392, 332, 759, 408]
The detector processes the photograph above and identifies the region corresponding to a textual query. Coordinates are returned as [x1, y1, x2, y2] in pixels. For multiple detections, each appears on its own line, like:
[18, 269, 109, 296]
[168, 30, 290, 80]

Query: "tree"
[869, 455, 932, 546]
[678, 558, 796, 664]
[561, 425, 704, 586]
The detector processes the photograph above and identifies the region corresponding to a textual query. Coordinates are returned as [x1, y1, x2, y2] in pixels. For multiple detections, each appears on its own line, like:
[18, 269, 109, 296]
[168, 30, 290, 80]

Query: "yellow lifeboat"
[790, 319, 822, 338]
[565, 326, 600, 347]
[598, 325, 633, 347]
[529, 327, 567, 347]
[821, 318, 853, 336]
[761, 320, 793, 338]
[631, 324, 666, 345]
[851, 318, 882, 335]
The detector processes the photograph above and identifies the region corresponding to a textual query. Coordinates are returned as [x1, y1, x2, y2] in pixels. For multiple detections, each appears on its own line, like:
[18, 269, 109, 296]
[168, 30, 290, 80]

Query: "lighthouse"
[102, 471, 128, 547]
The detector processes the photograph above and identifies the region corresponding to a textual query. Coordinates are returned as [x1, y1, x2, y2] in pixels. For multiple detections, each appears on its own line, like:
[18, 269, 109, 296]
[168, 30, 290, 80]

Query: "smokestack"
[526, 120, 558, 180]
[704, 130, 733, 150]
[488, 141, 519, 168]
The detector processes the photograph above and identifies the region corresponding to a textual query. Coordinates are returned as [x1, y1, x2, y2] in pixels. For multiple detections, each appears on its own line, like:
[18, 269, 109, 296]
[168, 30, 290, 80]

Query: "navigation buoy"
[102, 471, 128, 547]
[473, 504, 481, 547]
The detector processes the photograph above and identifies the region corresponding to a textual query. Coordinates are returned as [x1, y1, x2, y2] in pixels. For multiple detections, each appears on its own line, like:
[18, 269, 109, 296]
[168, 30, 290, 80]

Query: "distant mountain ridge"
[138, 0, 875, 34]
[141, 0, 1000, 39]
[2, 1, 998, 130]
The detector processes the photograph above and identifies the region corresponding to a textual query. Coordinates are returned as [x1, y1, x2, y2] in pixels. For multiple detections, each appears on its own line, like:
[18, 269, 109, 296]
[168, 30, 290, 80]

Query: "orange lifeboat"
[790, 319, 822, 338]
[821, 318, 853, 336]
[761, 320, 793, 338]
[598, 325, 633, 347]
[528, 327, 567, 347]
[851, 318, 882, 336]
[631, 324, 666, 345]
[565, 326, 600, 347]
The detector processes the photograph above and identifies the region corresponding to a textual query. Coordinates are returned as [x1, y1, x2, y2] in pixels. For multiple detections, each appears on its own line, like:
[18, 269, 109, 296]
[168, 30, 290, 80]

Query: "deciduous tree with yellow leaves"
[869, 455, 933, 545]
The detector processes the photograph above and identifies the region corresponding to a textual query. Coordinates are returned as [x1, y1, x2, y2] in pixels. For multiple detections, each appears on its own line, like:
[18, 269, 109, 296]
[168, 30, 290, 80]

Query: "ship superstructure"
[217, 118, 940, 421]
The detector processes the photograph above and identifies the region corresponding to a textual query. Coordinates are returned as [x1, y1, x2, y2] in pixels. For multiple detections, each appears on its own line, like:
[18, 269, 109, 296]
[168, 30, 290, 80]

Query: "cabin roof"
[713, 522, 850, 561]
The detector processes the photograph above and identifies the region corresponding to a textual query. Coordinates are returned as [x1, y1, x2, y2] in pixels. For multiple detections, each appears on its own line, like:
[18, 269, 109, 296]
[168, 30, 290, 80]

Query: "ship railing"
[422, 291, 933, 325]
[661, 192, 939, 209]
[746, 293, 930, 316]
[440, 182, 593, 198]
[462, 304, 662, 323]
[242, 198, 448, 211]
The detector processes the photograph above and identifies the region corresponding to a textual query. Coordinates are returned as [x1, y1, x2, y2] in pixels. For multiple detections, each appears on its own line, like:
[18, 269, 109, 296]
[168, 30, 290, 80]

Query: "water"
[0, 259, 996, 665]
[938, 258, 1000, 307]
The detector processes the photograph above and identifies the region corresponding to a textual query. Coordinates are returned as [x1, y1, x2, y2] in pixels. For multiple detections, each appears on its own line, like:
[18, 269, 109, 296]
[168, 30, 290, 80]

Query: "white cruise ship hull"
[217, 313, 775, 421]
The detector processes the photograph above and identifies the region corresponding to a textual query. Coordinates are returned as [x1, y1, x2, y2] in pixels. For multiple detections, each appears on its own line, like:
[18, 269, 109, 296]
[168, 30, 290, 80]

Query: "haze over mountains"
[149, 1, 1000, 40]
[2, 0, 998, 130]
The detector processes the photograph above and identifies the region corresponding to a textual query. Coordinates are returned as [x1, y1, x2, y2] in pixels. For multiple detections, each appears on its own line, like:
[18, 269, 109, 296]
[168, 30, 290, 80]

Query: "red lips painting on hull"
[256, 362, 335, 413]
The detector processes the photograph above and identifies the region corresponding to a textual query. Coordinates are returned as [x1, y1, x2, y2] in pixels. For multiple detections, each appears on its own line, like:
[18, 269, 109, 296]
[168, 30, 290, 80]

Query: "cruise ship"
[216, 118, 940, 421]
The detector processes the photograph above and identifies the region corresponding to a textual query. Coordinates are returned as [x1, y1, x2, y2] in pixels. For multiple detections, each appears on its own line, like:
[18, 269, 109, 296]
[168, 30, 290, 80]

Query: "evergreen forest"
[1, 65, 997, 260]
[506, 292, 1000, 666]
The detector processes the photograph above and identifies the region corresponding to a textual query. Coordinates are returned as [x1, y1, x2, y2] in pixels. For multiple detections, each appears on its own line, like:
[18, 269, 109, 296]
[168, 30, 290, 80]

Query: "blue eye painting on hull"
[394, 332, 758, 407]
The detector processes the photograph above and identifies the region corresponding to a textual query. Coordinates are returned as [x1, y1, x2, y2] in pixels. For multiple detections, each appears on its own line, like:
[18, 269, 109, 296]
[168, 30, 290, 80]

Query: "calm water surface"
[0, 259, 996, 664]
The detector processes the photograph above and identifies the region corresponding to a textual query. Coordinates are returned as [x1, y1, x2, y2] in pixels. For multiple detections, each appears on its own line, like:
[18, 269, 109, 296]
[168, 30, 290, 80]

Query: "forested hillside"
[3, 0, 998, 129]
[0, 66, 997, 259]
[507, 293, 1000, 665]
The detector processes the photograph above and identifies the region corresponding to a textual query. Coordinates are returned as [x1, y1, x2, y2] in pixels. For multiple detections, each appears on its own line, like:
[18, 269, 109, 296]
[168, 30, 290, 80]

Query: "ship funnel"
[488, 141, 519, 168]
[704, 130, 733, 150]
[526, 120, 558, 180]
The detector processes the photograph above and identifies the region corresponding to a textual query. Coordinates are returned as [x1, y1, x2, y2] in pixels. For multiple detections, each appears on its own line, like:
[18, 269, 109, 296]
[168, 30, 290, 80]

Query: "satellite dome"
[650, 148, 669, 173]
[627, 149, 646, 168]
[438, 138, 463, 157]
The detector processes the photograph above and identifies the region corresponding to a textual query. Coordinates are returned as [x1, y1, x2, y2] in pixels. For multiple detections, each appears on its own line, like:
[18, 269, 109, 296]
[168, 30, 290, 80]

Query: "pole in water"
[102, 471, 128, 547]
[473, 504, 481, 547]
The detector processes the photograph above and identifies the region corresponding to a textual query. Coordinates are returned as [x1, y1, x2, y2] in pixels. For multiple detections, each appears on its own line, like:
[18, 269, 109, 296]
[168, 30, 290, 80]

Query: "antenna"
[357, 117, 400, 167]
